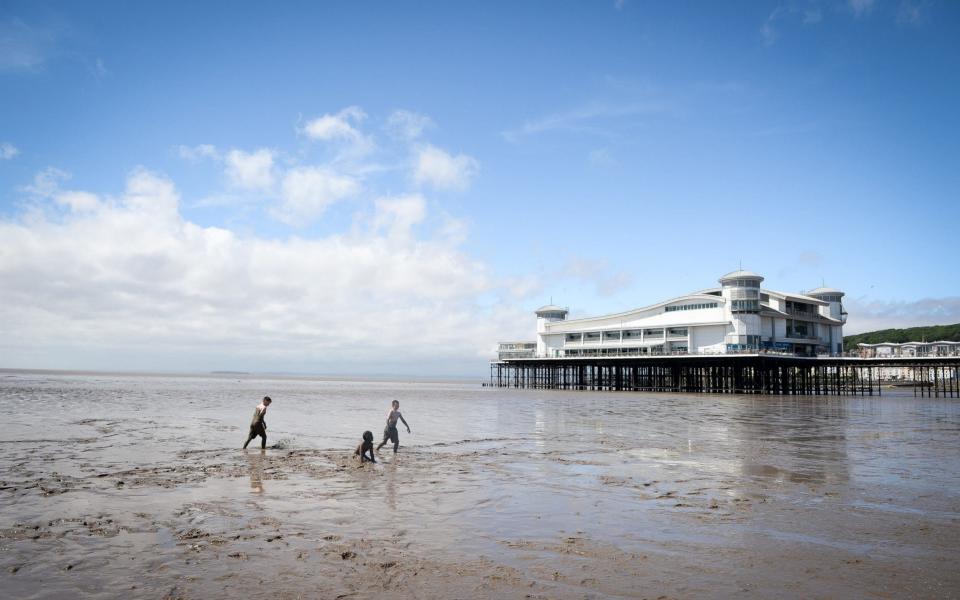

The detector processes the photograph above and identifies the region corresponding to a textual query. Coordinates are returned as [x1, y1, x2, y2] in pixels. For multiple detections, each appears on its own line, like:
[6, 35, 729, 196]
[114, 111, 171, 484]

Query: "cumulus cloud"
[0, 168, 530, 373]
[302, 106, 374, 156]
[1, 142, 18, 159]
[0, 107, 546, 372]
[414, 144, 479, 190]
[386, 110, 434, 140]
[225, 148, 275, 190]
[274, 166, 359, 225]
[372, 194, 427, 239]
[844, 297, 960, 334]
[19, 167, 101, 212]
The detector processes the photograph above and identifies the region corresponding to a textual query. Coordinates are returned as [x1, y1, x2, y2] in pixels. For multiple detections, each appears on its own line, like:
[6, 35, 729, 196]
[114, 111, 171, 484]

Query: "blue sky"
[1, 1, 958, 374]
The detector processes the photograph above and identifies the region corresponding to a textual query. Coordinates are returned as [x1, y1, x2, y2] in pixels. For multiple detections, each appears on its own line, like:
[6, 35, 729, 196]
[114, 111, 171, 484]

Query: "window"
[665, 302, 718, 312]
[584, 332, 601, 341]
[565, 333, 581, 343]
[732, 299, 760, 312]
[668, 328, 688, 336]
[644, 328, 663, 336]
[786, 320, 816, 338]
[623, 329, 642, 339]
[604, 331, 620, 340]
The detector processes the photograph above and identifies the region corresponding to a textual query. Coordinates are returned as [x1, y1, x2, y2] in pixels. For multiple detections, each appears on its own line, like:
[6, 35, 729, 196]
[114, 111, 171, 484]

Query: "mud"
[1, 371, 959, 599]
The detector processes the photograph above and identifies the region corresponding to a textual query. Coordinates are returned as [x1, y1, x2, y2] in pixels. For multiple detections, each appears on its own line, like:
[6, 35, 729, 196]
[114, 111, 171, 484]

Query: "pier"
[489, 355, 960, 397]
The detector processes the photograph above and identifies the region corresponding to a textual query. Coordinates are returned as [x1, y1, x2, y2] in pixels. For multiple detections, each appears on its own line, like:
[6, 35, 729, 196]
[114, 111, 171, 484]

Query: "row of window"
[498, 342, 536, 350]
[664, 302, 719, 312]
[565, 328, 688, 343]
[725, 279, 761, 288]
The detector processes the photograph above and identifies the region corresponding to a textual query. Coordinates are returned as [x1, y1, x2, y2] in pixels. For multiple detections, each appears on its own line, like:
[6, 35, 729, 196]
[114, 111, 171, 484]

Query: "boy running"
[243, 396, 272, 449]
[376, 400, 411, 454]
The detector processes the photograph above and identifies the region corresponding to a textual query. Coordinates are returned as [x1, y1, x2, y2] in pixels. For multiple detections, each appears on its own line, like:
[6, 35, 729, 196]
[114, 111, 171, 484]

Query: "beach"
[1, 370, 958, 599]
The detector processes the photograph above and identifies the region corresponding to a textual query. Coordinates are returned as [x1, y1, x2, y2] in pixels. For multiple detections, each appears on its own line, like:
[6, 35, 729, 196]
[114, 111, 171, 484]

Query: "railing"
[498, 352, 537, 359]
[554, 347, 814, 358]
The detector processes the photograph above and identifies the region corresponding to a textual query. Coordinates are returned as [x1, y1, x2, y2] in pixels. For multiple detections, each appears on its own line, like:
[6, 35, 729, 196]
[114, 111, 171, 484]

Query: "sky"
[1, 0, 958, 376]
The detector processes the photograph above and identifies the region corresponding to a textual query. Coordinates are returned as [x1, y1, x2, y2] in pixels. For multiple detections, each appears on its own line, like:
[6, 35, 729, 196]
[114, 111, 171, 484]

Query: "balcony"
[785, 307, 819, 319]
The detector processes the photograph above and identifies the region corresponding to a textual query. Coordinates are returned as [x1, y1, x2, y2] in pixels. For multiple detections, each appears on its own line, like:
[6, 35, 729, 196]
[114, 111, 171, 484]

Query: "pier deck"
[489, 355, 960, 397]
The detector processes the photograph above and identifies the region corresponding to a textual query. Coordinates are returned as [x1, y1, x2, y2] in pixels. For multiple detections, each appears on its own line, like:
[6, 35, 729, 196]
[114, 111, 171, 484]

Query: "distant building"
[497, 270, 847, 359]
[857, 341, 960, 358]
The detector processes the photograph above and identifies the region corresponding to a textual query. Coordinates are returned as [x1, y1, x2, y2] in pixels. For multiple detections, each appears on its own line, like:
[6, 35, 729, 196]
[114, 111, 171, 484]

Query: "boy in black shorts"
[376, 400, 410, 454]
[242, 396, 272, 449]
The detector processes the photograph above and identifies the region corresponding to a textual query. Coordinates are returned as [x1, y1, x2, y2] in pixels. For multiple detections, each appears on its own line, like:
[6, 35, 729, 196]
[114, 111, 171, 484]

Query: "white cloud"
[18, 167, 102, 213]
[22, 166, 70, 198]
[55, 191, 101, 212]
[414, 144, 479, 191]
[386, 110, 434, 140]
[762, 4, 826, 46]
[0, 168, 530, 373]
[178, 144, 219, 161]
[849, 0, 876, 17]
[303, 106, 366, 140]
[302, 106, 374, 157]
[502, 101, 664, 142]
[1, 142, 18, 159]
[0, 18, 54, 70]
[761, 6, 787, 45]
[372, 194, 426, 239]
[274, 166, 359, 225]
[225, 148, 275, 190]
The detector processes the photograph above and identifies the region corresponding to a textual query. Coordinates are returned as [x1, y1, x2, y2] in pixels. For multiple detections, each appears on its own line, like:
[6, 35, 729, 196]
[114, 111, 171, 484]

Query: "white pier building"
[500, 270, 847, 359]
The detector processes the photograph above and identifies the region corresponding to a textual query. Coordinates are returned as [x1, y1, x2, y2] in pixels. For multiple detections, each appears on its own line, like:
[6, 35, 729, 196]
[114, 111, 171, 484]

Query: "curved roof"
[551, 293, 725, 327]
[718, 269, 764, 283]
[807, 286, 845, 296]
[535, 304, 568, 314]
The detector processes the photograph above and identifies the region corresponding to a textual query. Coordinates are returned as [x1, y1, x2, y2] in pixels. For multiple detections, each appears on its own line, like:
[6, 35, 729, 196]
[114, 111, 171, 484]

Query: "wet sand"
[1, 372, 959, 599]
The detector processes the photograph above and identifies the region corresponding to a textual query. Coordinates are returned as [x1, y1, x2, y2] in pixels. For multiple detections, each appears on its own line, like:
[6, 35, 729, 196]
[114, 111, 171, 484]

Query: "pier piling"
[490, 355, 960, 397]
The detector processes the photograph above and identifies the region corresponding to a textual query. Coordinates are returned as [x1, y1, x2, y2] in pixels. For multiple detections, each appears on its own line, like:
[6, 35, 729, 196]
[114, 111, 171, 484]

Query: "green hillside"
[844, 323, 960, 347]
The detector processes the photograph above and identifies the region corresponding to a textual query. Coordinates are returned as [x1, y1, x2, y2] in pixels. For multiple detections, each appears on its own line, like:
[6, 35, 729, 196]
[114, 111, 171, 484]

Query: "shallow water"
[1, 370, 958, 599]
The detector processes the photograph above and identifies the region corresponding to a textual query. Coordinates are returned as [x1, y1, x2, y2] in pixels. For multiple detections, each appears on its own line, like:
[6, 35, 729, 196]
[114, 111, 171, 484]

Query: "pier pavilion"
[500, 270, 847, 360]
[492, 270, 960, 396]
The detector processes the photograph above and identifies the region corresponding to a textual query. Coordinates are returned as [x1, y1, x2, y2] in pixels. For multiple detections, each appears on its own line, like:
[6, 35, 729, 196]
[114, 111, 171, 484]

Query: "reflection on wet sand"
[246, 449, 265, 494]
[1, 372, 958, 599]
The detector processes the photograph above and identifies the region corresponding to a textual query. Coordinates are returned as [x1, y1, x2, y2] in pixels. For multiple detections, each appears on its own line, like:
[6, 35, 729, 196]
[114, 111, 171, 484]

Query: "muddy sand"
[1, 372, 958, 599]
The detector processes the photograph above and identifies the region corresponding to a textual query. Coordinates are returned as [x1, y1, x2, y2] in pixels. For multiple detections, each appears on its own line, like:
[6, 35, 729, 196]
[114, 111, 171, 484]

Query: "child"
[354, 430, 376, 463]
[242, 396, 272, 449]
[376, 400, 411, 454]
